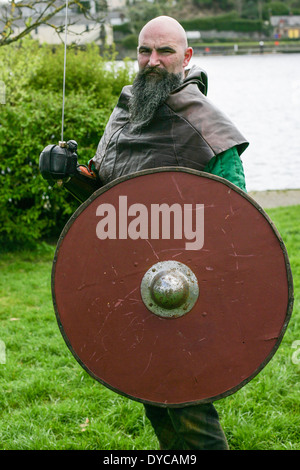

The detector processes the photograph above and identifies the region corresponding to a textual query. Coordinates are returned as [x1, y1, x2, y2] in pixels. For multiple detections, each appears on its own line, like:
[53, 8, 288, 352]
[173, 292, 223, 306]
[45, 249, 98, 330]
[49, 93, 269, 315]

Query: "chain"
[61, 0, 69, 143]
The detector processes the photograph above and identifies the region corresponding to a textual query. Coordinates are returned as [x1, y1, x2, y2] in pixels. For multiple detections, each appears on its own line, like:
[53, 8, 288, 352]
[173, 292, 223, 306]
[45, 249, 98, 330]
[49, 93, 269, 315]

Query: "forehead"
[138, 24, 183, 51]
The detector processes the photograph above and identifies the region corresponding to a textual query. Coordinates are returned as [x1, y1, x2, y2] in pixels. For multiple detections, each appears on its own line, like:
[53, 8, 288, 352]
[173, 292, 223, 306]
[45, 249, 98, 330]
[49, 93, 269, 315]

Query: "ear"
[183, 47, 193, 68]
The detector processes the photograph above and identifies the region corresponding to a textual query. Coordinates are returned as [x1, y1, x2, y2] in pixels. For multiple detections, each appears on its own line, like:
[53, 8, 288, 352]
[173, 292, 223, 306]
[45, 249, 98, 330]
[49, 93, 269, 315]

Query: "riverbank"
[191, 42, 300, 56]
[116, 42, 300, 59]
[248, 189, 300, 208]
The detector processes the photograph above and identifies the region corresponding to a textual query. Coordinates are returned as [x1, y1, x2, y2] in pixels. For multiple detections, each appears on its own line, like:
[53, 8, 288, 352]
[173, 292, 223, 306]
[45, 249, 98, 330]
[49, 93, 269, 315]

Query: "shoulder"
[117, 85, 132, 109]
[166, 73, 249, 157]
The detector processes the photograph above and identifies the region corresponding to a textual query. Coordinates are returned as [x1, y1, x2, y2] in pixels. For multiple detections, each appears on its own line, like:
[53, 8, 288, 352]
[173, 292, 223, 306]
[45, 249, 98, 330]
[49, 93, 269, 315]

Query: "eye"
[158, 48, 176, 55]
[138, 48, 151, 55]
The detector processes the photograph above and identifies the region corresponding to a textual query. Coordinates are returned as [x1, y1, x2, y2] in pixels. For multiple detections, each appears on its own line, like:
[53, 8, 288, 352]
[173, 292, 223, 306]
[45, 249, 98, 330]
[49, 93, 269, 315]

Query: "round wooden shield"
[52, 168, 293, 407]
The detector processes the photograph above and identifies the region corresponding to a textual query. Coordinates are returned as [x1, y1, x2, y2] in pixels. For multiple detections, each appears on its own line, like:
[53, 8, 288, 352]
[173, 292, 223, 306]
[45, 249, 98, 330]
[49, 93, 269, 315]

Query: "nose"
[148, 50, 160, 67]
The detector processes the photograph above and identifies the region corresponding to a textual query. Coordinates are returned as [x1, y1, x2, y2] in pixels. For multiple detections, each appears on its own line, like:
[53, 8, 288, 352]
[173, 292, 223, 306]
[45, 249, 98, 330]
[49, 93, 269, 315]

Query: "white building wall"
[107, 0, 126, 11]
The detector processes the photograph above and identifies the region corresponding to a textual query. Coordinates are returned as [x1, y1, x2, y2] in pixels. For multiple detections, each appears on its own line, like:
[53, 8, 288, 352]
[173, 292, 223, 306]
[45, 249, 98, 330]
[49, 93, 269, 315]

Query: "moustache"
[141, 66, 168, 79]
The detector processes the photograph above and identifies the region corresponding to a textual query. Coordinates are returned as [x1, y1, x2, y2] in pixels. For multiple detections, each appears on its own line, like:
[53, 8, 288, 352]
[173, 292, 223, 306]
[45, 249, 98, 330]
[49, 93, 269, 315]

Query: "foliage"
[189, 0, 300, 16]
[126, 0, 164, 35]
[124, 0, 300, 26]
[192, 0, 235, 8]
[121, 34, 138, 50]
[0, 0, 102, 47]
[181, 12, 265, 32]
[0, 39, 135, 244]
[262, 1, 291, 17]
[114, 0, 300, 51]
[115, 11, 268, 42]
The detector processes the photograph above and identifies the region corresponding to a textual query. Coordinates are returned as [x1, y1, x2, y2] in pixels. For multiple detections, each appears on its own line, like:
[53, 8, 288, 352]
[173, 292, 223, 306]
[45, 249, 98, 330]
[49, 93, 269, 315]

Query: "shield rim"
[51, 167, 294, 407]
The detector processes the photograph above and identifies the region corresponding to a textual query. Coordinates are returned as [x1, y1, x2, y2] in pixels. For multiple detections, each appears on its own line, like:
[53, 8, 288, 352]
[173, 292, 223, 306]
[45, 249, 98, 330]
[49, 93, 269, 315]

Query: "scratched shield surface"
[52, 168, 293, 407]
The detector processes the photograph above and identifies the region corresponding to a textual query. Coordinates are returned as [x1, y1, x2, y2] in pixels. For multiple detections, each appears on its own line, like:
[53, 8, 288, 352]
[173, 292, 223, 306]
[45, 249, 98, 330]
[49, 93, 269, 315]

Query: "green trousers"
[144, 402, 229, 450]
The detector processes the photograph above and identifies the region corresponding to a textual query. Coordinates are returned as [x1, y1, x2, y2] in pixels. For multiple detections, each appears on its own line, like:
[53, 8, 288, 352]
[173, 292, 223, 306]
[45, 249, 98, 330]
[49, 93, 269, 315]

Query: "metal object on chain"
[39, 140, 78, 186]
[51, 168, 293, 407]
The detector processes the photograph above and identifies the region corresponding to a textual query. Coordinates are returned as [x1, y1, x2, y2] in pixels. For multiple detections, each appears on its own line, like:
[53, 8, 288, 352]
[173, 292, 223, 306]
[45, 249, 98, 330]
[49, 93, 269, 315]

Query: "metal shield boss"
[52, 168, 293, 407]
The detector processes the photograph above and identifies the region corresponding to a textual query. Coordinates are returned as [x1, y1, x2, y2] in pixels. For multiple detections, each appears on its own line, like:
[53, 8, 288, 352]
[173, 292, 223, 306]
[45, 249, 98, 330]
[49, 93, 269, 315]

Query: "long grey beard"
[128, 67, 183, 130]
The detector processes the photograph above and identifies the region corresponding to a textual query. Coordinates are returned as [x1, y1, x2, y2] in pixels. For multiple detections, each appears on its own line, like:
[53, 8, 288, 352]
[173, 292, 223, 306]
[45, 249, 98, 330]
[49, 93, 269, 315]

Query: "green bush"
[122, 34, 139, 50]
[263, 2, 291, 18]
[181, 12, 264, 33]
[0, 39, 135, 245]
[113, 22, 134, 35]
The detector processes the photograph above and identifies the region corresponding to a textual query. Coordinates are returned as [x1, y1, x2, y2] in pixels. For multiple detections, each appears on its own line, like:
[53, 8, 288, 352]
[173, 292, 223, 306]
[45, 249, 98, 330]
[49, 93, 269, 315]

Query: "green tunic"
[204, 145, 247, 192]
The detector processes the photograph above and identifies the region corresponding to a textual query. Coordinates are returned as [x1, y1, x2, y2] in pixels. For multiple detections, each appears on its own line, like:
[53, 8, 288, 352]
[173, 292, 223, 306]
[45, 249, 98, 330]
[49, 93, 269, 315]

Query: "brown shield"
[52, 168, 293, 407]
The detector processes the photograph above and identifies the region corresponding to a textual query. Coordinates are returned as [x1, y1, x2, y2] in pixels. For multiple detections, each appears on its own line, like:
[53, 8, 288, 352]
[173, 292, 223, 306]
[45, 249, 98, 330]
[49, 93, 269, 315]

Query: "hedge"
[181, 13, 264, 33]
[0, 40, 135, 245]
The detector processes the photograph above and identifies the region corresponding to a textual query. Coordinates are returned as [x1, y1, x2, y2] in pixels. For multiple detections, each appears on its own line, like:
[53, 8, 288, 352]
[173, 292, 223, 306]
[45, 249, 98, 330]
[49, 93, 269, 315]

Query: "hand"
[39, 140, 78, 185]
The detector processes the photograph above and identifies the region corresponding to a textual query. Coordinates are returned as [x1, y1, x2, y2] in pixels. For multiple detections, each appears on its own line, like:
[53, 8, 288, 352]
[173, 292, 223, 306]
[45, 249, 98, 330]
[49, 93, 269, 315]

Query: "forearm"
[39, 141, 102, 204]
[63, 165, 101, 203]
[203, 146, 247, 192]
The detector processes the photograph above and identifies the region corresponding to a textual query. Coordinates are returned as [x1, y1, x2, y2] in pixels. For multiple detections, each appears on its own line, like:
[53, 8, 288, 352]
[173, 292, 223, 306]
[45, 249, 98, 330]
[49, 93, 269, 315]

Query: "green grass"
[0, 205, 299, 450]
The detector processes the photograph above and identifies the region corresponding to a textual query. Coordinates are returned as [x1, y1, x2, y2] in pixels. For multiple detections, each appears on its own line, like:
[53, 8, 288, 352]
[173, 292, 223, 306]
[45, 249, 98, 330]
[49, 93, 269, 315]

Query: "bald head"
[137, 16, 193, 77]
[139, 16, 188, 50]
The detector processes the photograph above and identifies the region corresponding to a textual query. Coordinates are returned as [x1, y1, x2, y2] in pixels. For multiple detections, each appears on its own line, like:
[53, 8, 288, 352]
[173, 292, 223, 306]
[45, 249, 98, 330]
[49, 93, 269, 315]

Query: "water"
[190, 53, 300, 191]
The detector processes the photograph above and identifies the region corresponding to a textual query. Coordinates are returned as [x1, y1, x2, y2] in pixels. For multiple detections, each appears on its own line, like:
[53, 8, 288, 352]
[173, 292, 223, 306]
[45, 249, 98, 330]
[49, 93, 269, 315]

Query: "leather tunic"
[91, 65, 249, 186]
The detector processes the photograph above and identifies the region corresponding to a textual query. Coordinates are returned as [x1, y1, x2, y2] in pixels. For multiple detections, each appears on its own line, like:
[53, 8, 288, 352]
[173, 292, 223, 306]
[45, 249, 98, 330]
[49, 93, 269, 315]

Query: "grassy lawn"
[0, 205, 299, 450]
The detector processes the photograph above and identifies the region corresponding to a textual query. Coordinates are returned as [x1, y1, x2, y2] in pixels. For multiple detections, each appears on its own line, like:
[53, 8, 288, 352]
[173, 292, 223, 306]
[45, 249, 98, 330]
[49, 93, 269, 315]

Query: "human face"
[137, 23, 192, 78]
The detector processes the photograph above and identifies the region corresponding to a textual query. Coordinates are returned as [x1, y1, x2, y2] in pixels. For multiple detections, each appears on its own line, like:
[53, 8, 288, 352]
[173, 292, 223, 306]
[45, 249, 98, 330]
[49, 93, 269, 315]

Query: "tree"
[0, 0, 105, 47]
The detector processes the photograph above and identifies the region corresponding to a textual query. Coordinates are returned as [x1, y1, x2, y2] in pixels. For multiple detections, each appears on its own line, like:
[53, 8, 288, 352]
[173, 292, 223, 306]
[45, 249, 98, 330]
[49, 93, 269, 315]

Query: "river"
[190, 53, 300, 192]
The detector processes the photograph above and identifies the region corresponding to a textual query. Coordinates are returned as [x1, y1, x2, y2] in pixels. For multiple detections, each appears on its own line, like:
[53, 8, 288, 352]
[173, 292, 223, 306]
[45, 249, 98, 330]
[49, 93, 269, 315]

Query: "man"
[87, 16, 248, 192]
[40, 16, 248, 450]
